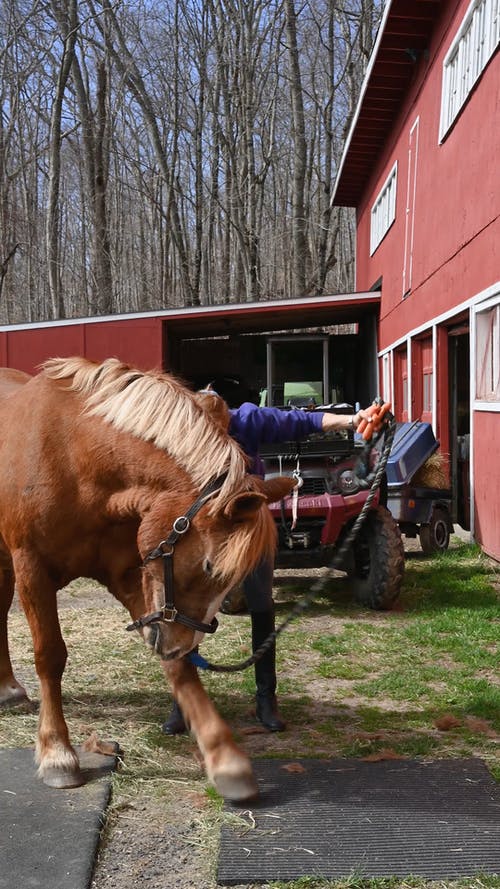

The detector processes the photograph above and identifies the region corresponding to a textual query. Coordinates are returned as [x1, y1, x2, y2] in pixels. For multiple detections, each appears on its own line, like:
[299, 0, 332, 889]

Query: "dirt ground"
[45, 528, 490, 889]
[90, 794, 220, 889]
[9, 531, 484, 889]
[89, 541, 429, 889]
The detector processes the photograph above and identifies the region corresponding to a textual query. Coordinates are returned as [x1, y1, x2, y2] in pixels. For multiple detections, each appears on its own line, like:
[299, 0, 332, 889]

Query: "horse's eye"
[203, 559, 213, 575]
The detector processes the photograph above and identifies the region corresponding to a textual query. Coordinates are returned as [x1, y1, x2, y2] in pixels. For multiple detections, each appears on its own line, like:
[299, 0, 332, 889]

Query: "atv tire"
[348, 506, 405, 610]
[419, 505, 451, 554]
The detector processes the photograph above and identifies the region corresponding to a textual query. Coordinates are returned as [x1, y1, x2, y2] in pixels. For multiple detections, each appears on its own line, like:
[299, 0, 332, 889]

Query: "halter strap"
[126, 473, 228, 636]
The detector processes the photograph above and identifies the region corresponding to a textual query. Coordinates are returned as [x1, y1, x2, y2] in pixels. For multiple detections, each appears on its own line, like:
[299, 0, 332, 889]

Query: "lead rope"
[291, 458, 303, 530]
[189, 415, 397, 674]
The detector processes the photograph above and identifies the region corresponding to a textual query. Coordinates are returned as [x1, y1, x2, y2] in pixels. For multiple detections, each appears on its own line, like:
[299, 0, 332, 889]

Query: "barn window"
[423, 370, 433, 414]
[440, 0, 500, 140]
[476, 303, 500, 401]
[370, 162, 397, 255]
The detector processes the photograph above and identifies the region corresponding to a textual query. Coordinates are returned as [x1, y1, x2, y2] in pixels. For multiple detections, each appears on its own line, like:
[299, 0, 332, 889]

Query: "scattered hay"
[435, 713, 498, 738]
[435, 713, 462, 731]
[411, 450, 449, 488]
[361, 748, 408, 761]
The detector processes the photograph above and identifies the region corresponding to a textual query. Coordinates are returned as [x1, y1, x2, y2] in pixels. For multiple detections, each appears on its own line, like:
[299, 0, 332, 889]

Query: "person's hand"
[354, 402, 392, 440]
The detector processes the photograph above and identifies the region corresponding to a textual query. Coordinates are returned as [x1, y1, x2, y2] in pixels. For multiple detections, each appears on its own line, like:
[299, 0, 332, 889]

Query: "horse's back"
[0, 368, 32, 401]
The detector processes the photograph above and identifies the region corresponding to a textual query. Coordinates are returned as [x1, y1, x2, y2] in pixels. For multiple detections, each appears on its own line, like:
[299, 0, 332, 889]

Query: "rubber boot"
[251, 610, 286, 732]
[161, 700, 187, 735]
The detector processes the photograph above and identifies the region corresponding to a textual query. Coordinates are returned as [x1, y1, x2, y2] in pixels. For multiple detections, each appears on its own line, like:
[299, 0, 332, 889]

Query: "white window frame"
[439, 0, 500, 141]
[474, 295, 500, 404]
[370, 161, 397, 255]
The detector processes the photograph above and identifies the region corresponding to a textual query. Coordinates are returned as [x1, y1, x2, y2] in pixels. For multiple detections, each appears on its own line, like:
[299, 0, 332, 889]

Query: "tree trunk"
[284, 0, 307, 297]
[46, 0, 78, 319]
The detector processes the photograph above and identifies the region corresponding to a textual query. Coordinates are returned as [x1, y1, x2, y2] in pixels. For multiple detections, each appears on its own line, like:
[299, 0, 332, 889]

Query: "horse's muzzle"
[145, 623, 181, 661]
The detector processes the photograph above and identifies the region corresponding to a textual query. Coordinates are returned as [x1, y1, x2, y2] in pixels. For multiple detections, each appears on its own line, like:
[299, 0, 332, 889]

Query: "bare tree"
[0, 0, 382, 322]
[46, 0, 78, 318]
[283, 0, 308, 296]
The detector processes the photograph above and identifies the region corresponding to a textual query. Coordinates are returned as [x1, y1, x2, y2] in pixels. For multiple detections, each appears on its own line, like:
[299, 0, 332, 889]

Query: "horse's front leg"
[163, 657, 258, 802]
[14, 555, 83, 788]
[0, 564, 30, 706]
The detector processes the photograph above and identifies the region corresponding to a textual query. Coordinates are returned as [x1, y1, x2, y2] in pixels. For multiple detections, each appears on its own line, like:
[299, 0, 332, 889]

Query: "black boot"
[251, 610, 286, 732]
[161, 700, 187, 735]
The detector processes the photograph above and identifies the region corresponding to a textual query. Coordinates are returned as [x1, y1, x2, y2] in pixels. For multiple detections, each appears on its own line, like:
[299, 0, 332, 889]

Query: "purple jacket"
[229, 402, 325, 475]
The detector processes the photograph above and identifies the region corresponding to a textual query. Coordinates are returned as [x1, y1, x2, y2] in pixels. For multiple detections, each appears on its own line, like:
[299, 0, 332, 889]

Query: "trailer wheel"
[419, 506, 451, 554]
[348, 506, 405, 610]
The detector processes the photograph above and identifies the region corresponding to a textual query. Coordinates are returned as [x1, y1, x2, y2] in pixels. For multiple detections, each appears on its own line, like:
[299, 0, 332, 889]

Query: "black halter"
[126, 474, 228, 636]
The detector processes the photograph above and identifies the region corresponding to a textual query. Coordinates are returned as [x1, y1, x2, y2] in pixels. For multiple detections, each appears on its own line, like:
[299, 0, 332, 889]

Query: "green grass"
[1, 538, 499, 888]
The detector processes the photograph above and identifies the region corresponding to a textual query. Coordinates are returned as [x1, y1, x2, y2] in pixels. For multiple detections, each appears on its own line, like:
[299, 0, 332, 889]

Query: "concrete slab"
[0, 746, 117, 889]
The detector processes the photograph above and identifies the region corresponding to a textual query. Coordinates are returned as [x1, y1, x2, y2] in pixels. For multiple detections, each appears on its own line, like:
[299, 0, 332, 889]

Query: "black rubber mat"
[218, 758, 500, 884]
[0, 746, 117, 889]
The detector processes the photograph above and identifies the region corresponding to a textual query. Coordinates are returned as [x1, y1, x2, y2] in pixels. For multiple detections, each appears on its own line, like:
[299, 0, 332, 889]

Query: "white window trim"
[473, 291, 500, 408]
[439, 0, 500, 141]
[370, 161, 398, 255]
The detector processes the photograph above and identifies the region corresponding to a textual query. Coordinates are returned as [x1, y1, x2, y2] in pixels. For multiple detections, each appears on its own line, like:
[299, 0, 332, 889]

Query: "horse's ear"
[106, 488, 153, 519]
[223, 491, 267, 522]
[222, 476, 296, 522]
[194, 392, 231, 431]
[257, 476, 296, 504]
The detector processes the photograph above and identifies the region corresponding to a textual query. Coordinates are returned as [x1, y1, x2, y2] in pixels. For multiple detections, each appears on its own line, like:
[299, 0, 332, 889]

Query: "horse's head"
[136, 475, 295, 660]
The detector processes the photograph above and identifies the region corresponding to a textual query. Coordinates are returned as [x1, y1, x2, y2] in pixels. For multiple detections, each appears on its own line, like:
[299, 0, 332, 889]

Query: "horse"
[0, 357, 294, 801]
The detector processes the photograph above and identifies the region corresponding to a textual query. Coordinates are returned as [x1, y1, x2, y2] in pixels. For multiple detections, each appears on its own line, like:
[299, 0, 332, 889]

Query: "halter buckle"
[162, 605, 178, 623]
[173, 515, 190, 534]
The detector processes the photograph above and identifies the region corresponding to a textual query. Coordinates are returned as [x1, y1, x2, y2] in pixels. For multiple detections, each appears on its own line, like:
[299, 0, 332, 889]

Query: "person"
[162, 379, 368, 735]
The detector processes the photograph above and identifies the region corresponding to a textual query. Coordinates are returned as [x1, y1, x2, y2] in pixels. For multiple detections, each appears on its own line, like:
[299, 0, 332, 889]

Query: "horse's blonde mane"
[42, 357, 248, 505]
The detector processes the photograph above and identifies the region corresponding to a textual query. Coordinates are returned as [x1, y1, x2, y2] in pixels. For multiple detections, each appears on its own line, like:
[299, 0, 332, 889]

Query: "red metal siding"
[0, 317, 164, 376]
[4, 325, 85, 375]
[83, 318, 163, 369]
[414, 336, 433, 424]
[347, 0, 500, 561]
[355, 5, 500, 348]
[393, 346, 408, 421]
[473, 411, 500, 560]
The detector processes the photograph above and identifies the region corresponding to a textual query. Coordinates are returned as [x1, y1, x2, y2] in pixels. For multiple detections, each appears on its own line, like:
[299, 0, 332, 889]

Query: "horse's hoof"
[0, 686, 30, 708]
[212, 770, 259, 802]
[42, 767, 85, 789]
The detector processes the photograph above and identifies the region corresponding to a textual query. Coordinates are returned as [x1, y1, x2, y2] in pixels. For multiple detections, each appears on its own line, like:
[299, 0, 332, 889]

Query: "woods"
[0, 0, 381, 323]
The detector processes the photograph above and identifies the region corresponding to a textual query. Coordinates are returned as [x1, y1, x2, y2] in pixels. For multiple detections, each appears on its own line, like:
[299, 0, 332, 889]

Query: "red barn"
[332, 0, 500, 561]
[2, 0, 498, 562]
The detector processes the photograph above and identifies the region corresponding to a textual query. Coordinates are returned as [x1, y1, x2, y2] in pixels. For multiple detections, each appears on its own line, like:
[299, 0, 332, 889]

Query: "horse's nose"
[145, 623, 183, 661]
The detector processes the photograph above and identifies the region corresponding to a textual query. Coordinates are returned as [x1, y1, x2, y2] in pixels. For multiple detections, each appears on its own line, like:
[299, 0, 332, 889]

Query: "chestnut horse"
[0, 358, 293, 800]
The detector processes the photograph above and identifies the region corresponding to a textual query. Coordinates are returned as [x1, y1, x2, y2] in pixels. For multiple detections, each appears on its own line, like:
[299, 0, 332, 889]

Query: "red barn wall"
[350, 0, 500, 560]
[0, 325, 85, 375]
[473, 412, 500, 561]
[83, 318, 163, 369]
[0, 317, 164, 376]
[355, 5, 500, 348]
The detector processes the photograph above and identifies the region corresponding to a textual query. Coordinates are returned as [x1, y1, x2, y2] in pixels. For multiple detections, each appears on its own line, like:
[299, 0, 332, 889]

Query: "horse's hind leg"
[0, 566, 30, 706]
[14, 556, 84, 788]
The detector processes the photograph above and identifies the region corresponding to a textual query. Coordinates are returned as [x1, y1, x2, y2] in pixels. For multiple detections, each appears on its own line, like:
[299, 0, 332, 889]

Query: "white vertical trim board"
[407, 336, 413, 421]
[469, 306, 476, 537]
[402, 117, 420, 297]
[432, 324, 438, 432]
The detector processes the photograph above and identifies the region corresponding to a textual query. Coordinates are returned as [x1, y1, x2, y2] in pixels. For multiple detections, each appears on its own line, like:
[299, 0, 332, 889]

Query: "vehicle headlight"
[336, 469, 360, 495]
